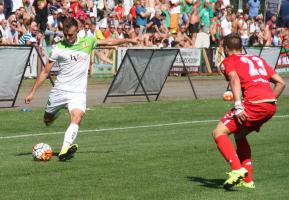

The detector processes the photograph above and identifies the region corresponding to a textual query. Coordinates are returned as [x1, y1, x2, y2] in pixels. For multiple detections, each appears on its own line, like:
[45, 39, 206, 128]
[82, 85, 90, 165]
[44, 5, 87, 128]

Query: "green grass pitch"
[0, 96, 289, 200]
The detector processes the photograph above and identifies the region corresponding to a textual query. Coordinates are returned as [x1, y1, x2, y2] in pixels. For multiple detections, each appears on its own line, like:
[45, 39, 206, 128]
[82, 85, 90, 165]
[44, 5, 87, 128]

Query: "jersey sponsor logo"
[70, 54, 87, 62]
[252, 78, 269, 83]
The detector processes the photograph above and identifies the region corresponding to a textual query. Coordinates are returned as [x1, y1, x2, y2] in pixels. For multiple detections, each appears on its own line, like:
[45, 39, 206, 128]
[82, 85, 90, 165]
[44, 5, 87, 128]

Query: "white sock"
[61, 123, 79, 150]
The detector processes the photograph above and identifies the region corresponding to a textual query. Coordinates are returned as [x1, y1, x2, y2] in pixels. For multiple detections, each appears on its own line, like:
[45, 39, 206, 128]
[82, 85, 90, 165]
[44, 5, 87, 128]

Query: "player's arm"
[25, 61, 55, 104]
[228, 71, 248, 124]
[270, 73, 286, 98]
[97, 38, 138, 46]
[228, 71, 242, 103]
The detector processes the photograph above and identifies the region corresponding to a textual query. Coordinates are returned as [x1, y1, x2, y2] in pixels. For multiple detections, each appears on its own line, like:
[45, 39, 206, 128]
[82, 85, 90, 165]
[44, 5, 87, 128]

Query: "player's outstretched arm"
[270, 73, 286, 98]
[97, 38, 138, 46]
[25, 61, 55, 104]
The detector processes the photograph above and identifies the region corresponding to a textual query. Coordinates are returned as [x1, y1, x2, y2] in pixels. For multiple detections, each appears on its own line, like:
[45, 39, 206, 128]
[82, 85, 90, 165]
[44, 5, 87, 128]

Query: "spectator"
[265, 0, 281, 22]
[238, 13, 249, 46]
[136, 0, 150, 35]
[13, 0, 24, 13]
[129, 24, 141, 40]
[146, 10, 166, 35]
[210, 13, 222, 47]
[255, 14, 264, 32]
[115, 0, 125, 24]
[188, 0, 200, 47]
[247, 0, 260, 20]
[266, 14, 277, 30]
[231, 13, 238, 33]
[17, 13, 33, 36]
[221, 13, 232, 37]
[106, 0, 116, 13]
[95, 24, 107, 40]
[70, 0, 88, 20]
[128, 0, 139, 25]
[257, 24, 265, 45]
[0, 3, 5, 22]
[0, 18, 7, 43]
[122, 23, 131, 38]
[271, 25, 280, 46]
[168, 29, 178, 47]
[3, 0, 12, 19]
[33, 0, 49, 32]
[104, 23, 117, 39]
[23, 0, 34, 17]
[179, 0, 192, 26]
[176, 24, 192, 47]
[199, 2, 210, 34]
[116, 24, 125, 39]
[19, 21, 39, 45]
[6, 19, 19, 44]
[169, 0, 181, 32]
[78, 19, 94, 37]
[45, 9, 63, 45]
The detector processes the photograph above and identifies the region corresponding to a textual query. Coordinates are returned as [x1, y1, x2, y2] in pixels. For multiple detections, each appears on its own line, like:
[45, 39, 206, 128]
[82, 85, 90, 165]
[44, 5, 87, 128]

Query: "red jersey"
[222, 54, 276, 103]
[129, 6, 137, 21]
[115, 5, 124, 21]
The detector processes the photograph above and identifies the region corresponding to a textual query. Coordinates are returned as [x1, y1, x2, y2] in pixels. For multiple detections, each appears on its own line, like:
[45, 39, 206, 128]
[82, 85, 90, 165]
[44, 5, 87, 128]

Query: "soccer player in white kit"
[25, 17, 136, 161]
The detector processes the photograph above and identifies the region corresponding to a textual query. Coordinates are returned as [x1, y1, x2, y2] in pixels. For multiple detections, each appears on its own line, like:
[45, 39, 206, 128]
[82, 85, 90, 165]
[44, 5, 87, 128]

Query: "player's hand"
[235, 110, 248, 124]
[25, 93, 34, 104]
[234, 101, 248, 124]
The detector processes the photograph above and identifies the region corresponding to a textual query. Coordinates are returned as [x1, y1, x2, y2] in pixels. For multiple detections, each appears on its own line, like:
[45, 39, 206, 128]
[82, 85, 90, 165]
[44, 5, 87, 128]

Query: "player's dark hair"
[223, 33, 242, 51]
[63, 17, 78, 31]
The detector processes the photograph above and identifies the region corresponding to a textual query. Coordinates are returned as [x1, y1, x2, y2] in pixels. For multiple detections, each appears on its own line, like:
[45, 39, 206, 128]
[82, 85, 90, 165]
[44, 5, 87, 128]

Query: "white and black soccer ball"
[32, 143, 53, 161]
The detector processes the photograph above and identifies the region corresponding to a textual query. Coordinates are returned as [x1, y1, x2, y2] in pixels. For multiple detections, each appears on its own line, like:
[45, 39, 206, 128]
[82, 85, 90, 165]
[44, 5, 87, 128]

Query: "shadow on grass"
[186, 176, 226, 189]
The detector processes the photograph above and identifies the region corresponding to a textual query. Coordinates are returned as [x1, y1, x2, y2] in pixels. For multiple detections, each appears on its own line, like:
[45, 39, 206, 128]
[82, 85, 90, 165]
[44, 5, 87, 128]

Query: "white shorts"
[45, 89, 86, 114]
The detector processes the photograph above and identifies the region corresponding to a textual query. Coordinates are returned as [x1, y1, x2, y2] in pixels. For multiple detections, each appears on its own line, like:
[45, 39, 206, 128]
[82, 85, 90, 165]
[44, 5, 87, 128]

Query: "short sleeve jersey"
[49, 36, 97, 93]
[222, 54, 276, 103]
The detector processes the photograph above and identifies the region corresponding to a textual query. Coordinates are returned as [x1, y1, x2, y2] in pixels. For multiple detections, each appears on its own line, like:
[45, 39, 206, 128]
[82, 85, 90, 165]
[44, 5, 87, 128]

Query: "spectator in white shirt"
[45, 9, 63, 45]
[78, 20, 94, 37]
[221, 13, 232, 37]
[6, 19, 19, 44]
[0, 18, 8, 43]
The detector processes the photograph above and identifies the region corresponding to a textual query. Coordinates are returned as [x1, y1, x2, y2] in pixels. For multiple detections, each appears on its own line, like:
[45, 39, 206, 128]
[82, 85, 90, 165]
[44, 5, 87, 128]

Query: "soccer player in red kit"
[212, 33, 286, 189]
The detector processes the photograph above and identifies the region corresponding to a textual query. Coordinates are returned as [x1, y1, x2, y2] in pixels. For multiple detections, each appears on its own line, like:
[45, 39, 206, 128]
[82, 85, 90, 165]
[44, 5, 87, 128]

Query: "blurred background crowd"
[0, 0, 288, 48]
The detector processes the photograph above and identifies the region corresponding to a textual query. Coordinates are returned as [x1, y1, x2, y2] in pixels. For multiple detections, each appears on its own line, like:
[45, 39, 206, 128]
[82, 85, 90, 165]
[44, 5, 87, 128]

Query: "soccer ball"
[223, 91, 233, 101]
[32, 143, 53, 161]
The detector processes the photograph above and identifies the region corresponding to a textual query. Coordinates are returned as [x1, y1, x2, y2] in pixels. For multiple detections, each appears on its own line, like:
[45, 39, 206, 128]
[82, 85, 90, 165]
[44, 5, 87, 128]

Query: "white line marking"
[0, 115, 288, 140]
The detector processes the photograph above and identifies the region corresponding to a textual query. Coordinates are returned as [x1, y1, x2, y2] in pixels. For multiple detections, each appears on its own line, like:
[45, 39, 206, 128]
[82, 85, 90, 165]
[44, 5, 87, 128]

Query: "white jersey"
[49, 36, 97, 93]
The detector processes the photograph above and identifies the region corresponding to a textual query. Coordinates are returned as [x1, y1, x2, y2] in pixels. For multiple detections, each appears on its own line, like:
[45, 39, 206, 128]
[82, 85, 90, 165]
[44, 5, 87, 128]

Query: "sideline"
[1, 115, 288, 140]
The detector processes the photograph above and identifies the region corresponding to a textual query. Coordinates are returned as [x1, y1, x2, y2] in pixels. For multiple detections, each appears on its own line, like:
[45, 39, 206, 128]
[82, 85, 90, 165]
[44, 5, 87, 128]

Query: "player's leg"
[44, 89, 66, 126]
[212, 122, 243, 171]
[44, 111, 60, 126]
[59, 93, 86, 161]
[59, 109, 84, 161]
[234, 129, 255, 189]
[212, 111, 248, 189]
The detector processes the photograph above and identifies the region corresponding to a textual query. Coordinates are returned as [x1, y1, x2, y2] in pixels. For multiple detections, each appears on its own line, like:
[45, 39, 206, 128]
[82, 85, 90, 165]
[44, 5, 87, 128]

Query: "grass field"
[0, 96, 289, 200]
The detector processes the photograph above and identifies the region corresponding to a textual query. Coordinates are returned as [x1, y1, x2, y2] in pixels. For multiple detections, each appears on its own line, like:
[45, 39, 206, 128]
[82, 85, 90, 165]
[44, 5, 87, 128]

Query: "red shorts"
[221, 102, 276, 133]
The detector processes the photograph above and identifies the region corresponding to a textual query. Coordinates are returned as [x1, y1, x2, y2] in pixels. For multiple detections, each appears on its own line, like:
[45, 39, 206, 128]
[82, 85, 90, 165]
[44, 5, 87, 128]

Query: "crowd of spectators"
[0, 0, 288, 48]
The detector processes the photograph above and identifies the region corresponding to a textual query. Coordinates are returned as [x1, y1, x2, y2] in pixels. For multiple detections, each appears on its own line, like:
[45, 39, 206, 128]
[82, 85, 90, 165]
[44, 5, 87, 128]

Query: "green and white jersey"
[49, 36, 97, 93]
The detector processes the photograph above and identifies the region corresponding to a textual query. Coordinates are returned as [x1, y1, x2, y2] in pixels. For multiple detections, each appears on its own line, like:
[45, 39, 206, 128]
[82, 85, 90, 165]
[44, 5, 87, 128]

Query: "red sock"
[215, 135, 242, 170]
[236, 138, 253, 182]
